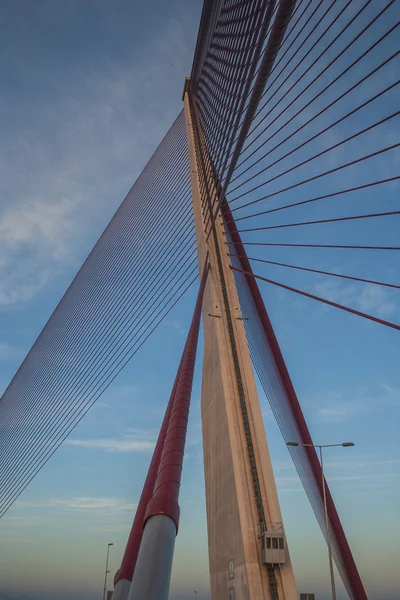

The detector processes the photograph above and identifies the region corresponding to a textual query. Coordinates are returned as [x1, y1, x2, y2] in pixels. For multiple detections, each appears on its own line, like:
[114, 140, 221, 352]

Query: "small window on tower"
[266, 537, 271, 549]
[279, 537, 284, 549]
[272, 537, 278, 549]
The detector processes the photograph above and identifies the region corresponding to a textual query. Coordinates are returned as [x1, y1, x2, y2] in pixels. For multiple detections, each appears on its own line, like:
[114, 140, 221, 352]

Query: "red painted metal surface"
[221, 198, 367, 600]
[116, 262, 208, 583]
[115, 379, 177, 583]
[209, 0, 297, 230]
[144, 263, 209, 530]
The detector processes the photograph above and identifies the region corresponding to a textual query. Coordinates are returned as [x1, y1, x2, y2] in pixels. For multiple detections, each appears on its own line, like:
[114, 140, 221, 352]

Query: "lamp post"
[103, 542, 114, 600]
[194, 592, 198, 599]
[286, 441, 354, 600]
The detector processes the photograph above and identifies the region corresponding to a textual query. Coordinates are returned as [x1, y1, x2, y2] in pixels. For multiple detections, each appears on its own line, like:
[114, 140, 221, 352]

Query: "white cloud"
[0, 342, 20, 361]
[357, 285, 395, 317]
[313, 279, 396, 318]
[0, 536, 35, 544]
[325, 457, 400, 471]
[65, 430, 155, 452]
[170, 320, 187, 336]
[382, 383, 400, 401]
[17, 496, 136, 515]
[96, 524, 131, 533]
[311, 383, 400, 423]
[318, 407, 349, 418]
[1, 516, 41, 528]
[329, 474, 371, 482]
[0, 8, 195, 308]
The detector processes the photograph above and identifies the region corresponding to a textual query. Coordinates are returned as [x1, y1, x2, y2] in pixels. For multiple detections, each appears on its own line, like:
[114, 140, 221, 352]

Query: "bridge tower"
[184, 88, 298, 600]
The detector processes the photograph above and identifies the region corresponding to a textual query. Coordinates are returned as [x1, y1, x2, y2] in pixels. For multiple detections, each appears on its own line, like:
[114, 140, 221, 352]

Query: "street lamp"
[102, 542, 114, 600]
[194, 592, 198, 600]
[286, 441, 355, 600]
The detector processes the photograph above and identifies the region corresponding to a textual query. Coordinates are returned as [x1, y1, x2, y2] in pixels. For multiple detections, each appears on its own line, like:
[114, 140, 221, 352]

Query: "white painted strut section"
[127, 514, 177, 600]
[112, 579, 131, 600]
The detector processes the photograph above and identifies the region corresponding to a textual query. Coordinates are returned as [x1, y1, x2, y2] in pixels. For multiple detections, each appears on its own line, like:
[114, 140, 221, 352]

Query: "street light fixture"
[286, 441, 355, 600]
[103, 542, 114, 600]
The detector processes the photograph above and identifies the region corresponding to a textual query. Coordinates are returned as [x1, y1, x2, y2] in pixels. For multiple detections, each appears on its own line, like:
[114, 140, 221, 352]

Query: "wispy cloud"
[0, 516, 41, 528]
[170, 320, 187, 336]
[276, 454, 399, 497]
[65, 430, 155, 452]
[382, 383, 400, 401]
[313, 279, 396, 318]
[318, 407, 349, 418]
[0, 342, 20, 361]
[17, 496, 136, 515]
[0, 8, 194, 308]
[326, 457, 400, 470]
[310, 383, 400, 423]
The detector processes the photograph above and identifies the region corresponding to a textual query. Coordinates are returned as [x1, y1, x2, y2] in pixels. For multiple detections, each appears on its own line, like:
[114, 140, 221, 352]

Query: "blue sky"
[0, 2, 399, 600]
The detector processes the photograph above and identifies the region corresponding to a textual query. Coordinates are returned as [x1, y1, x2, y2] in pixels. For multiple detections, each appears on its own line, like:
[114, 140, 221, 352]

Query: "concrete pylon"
[184, 89, 298, 600]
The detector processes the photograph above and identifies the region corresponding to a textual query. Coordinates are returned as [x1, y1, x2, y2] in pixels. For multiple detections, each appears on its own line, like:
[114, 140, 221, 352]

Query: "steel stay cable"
[190, 96, 271, 542]
[196, 74, 250, 182]
[0, 254, 198, 496]
[229, 142, 400, 212]
[0, 193, 193, 431]
[213, 2, 265, 36]
[199, 0, 253, 86]
[230, 88, 400, 204]
[0, 220, 193, 449]
[0, 260, 199, 499]
[234, 276, 397, 550]
[234, 210, 400, 233]
[230, 5, 399, 198]
[229, 254, 400, 290]
[0, 118, 189, 413]
[0, 225, 196, 470]
[229, 109, 400, 206]
[197, 0, 272, 164]
[0, 148, 192, 448]
[226, 0, 314, 126]
[197, 0, 252, 119]
[235, 279, 323, 514]
[211, 0, 277, 195]
[203, 0, 278, 176]
[0, 166, 192, 421]
[197, 2, 266, 179]
[0, 258, 199, 507]
[209, 26, 277, 58]
[205, 0, 298, 237]
[230, 266, 400, 331]
[0, 236, 197, 474]
[0, 214, 196, 433]
[233, 0, 379, 163]
[0, 270, 199, 518]
[232, 176, 400, 222]
[192, 106, 223, 217]
[229, 55, 400, 188]
[226, 240, 400, 251]
[199, 33, 261, 96]
[230, 0, 327, 119]
[0, 211, 195, 422]
[0, 213, 196, 459]
[231, 267, 329, 545]
[0, 120, 190, 404]
[0, 260, 198, 502]
[217, 6, 263, 28]
[225, 217, 359, 585]
[224, 0, 351, 162]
